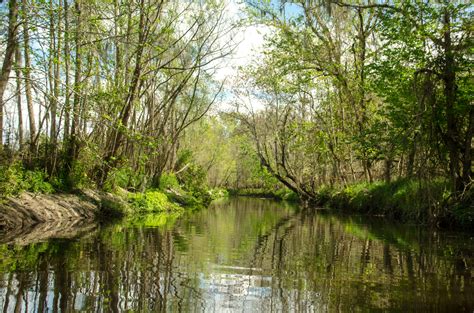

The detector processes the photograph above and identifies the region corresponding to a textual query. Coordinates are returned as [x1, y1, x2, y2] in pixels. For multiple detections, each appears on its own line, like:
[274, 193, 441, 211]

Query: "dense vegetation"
[0, 0, 233, 208]
[0, 1, 472, 226]
[232, 1, 473, 227]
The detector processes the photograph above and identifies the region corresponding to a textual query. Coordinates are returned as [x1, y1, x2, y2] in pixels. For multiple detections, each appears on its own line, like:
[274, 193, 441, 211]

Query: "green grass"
[315, 179, 473, 229]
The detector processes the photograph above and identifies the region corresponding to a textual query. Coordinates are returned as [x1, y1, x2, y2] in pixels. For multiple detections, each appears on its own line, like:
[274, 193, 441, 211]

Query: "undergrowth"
[315, 178, 473, 228]
[0, 162, 54, 199]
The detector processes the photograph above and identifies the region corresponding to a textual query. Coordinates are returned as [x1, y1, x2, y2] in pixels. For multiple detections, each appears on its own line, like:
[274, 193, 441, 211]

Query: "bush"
[274, 188, 299, 201]
[128, 190, 182, 213]
[24, 170, 54, 194]
[0, 163, 54, 199]
[159, 172, 180, 190]
[0, 162, 26, 198]
[208, 188, 229, 200]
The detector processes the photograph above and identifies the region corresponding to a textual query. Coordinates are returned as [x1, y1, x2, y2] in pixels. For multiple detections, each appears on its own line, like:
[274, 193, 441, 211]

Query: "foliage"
[23, 170, 55, 194]
[125, 213, 181, 228]
[0, 162, 54, 199]
[208, 188, 229, 200]
[128, 190, 183, 213]
[315, 179, 472, 228]
[61, 144, 99, 190]
[0, 162, 27, 198]
[229, 187, 298, 202]
[159, 172, 180, 191]
[230, 0, 473, 228]
[0, 0, 471, 229]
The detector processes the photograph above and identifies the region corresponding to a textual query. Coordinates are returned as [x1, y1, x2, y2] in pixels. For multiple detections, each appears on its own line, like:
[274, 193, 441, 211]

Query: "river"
[0, 197, 473, 312]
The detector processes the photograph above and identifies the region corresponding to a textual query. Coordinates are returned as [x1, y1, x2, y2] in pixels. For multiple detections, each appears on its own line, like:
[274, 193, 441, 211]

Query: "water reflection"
[0, 197, 473, 312]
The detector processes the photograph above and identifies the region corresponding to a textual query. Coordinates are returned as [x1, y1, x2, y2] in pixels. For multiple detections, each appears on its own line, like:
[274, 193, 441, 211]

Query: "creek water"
[0, 197, 473, 312]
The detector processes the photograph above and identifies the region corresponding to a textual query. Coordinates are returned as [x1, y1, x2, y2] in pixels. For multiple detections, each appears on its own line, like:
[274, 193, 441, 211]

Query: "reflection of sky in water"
[198, 270, 321, 312]
[1, 270, 321, 312]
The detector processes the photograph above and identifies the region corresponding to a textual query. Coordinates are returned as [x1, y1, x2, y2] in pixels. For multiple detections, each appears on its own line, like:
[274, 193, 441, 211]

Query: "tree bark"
[99, 0, 146, 186]
[15, 46, 23, 150]
[0, 0, 19, 148]
[442, 8, 460, 190]
[22, 0, 37, 153]
[64, 0, 71, 139]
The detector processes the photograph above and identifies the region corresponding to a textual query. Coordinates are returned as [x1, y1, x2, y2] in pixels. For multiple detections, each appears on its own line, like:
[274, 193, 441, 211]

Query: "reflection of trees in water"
[0, 199, 473, 312]
[246, 208, 473, 312]
[0, 228, 192, 312]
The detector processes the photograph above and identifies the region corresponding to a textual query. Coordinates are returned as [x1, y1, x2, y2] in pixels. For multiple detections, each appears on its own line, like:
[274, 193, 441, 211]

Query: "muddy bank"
[0, 191, 99, 230]
[0, 190, 123, 244]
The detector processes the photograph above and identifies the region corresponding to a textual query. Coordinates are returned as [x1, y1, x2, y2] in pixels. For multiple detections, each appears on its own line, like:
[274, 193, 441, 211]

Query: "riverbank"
[0, 190, 123, 231]
[0, 162, 228, 232]
[228, 180, 473, 230]
[0, 186, 227, 234]
[313, 179, 473, 229]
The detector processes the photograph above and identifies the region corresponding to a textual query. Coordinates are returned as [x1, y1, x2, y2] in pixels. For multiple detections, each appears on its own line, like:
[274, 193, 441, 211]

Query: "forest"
[0, 0, 472, 227]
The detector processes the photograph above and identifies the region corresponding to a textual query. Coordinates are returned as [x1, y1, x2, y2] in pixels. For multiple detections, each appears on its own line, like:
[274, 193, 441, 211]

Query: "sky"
[211, 0, 304, 113]
[210, 0, 273, 112]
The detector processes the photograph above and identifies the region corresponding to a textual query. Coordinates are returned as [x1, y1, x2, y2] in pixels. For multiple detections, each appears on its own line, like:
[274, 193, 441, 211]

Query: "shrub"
[24, 170, 54, 194]
[274, 188, 299, 201]
[128, 190, 182, 213]
[208, 188, 229, 200]
[314, 178, 460, 225]
[66, 159, 94, 190]
[0, 162, 26, 198]
[0, 163, 55, 198]
[159, 172, 180, 190]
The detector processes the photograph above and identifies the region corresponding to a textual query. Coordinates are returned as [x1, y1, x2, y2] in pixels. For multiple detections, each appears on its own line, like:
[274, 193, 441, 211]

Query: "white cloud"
[210, 0, 273, 112]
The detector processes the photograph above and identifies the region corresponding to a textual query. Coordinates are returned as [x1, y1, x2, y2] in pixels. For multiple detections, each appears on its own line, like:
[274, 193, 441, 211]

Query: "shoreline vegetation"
[1, 164, 471, 233]
[0, 163, 229, 231]
[230, 179, 474, 230]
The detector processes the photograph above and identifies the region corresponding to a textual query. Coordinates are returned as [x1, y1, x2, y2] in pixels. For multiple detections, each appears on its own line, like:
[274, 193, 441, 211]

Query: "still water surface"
[0, 197, 473, 312]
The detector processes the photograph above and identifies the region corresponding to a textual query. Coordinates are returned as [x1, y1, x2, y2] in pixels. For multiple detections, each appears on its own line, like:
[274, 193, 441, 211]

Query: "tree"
[0, 0, 19, 148]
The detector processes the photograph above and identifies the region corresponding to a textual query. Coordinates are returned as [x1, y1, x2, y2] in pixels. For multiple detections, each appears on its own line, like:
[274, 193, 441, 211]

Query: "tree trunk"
[0, 0, 19, 148]
[384, 158, 392, 183]
[99, 0, 146, 186]
[442, 8, 460, 191]
[64, 0, 71, 139]
[461, 109, 473, 189]
[15, 46, 23, 150]
[52, 0, 62, 146]
[22, 0, 37, 154]
[64, 0, 82, 185]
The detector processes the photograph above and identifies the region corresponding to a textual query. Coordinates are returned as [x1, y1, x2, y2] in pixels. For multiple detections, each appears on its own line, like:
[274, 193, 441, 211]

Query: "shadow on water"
[0, 197, 473, 312]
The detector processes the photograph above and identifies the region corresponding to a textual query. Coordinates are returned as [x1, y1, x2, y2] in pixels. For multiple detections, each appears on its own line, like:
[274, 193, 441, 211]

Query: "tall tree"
[0, 0, 19, 148]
